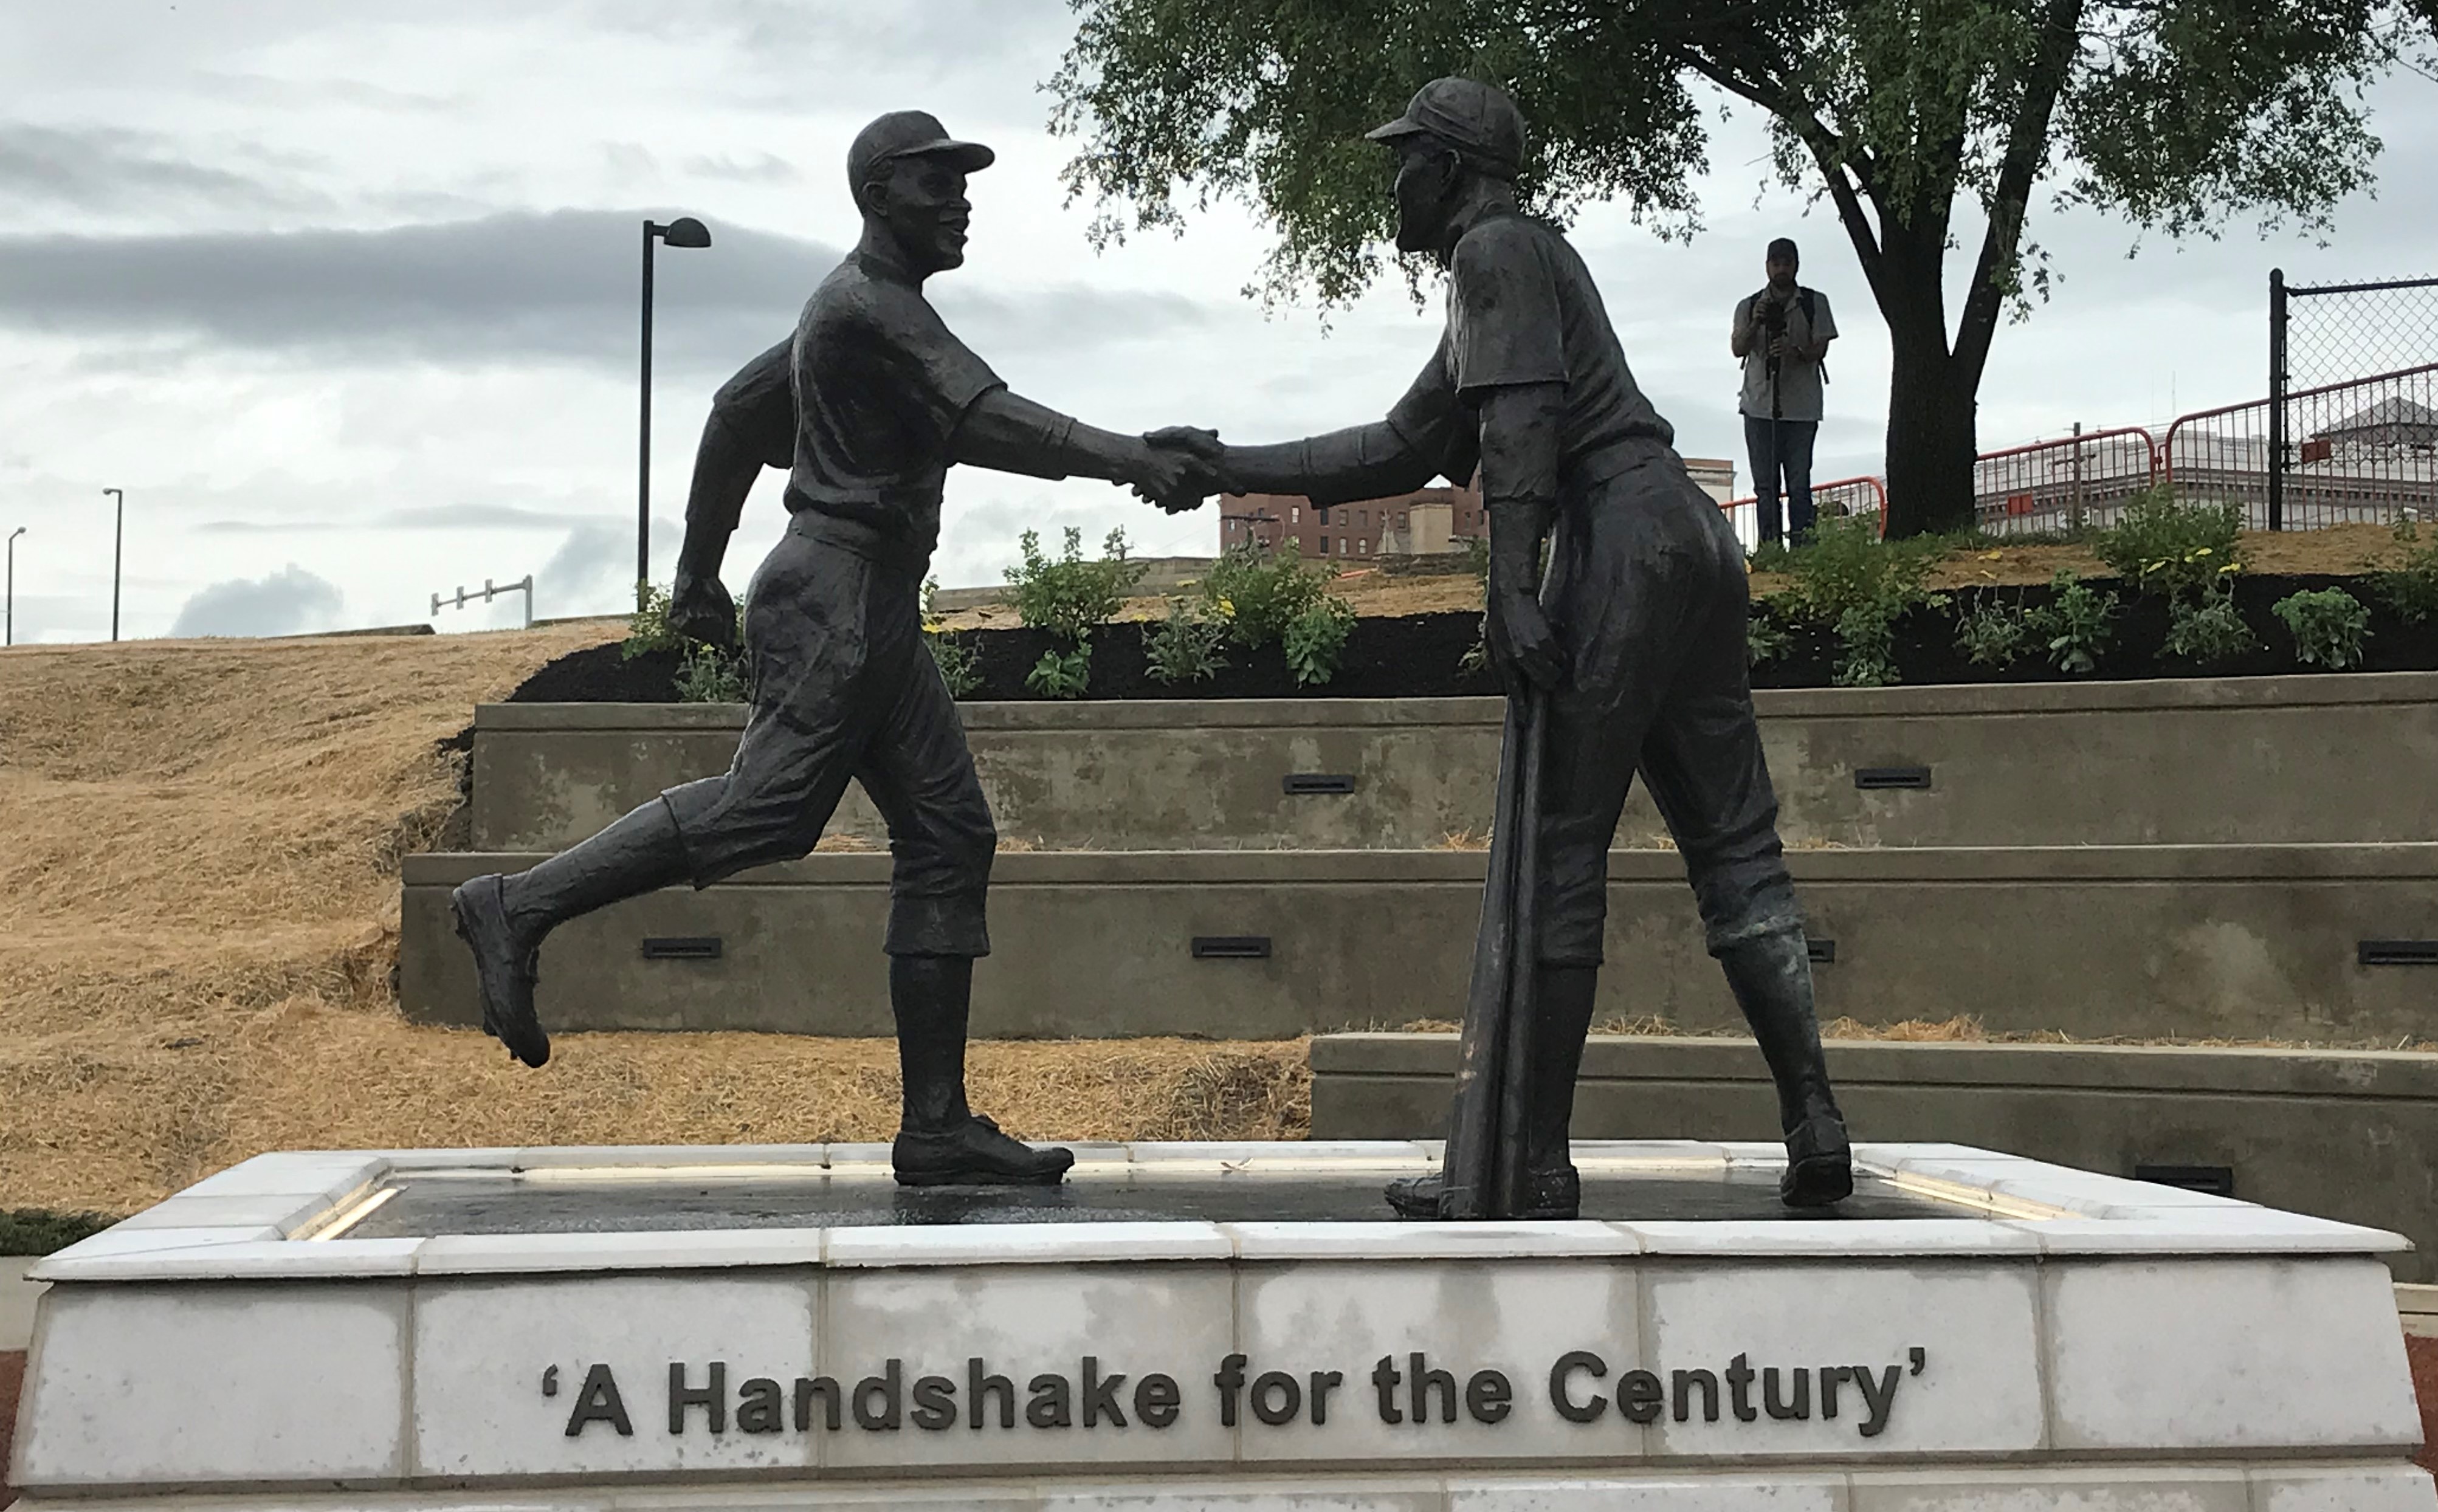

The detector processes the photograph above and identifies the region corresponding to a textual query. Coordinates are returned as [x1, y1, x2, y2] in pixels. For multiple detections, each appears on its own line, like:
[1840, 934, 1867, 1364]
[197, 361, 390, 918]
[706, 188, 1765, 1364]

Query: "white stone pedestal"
[8, 1142, 2431, 1510]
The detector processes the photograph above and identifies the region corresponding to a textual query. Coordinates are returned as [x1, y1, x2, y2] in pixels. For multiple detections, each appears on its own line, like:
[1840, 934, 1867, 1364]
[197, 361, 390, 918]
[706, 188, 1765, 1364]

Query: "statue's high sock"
[1715, 925, 1851, 1206]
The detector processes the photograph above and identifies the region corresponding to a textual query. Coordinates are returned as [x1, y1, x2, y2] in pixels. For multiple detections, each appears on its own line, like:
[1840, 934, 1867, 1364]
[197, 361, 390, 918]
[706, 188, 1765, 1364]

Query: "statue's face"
[1391, 136, 1464, 257]
[866, 156, 972, 273]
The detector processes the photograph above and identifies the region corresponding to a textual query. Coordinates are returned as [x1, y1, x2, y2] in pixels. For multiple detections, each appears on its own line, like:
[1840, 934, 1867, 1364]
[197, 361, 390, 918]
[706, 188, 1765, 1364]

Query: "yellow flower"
[1216, 597, 1236, 619]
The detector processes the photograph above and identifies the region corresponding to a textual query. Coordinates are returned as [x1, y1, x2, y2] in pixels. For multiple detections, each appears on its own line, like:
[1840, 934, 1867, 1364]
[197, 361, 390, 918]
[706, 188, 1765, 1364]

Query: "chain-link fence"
[2270, 271, 2438, 527]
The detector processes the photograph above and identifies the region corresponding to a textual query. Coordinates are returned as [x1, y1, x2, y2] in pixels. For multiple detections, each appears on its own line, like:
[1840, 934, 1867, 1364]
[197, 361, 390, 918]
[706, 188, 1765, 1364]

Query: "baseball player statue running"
[1158, 79, 1853, 1217]
[450, 110, 1224, 1188]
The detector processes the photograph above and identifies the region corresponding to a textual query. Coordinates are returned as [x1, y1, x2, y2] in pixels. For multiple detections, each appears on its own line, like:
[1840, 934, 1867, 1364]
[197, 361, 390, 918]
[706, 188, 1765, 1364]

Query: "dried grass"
[0, 630, 1309, 1216]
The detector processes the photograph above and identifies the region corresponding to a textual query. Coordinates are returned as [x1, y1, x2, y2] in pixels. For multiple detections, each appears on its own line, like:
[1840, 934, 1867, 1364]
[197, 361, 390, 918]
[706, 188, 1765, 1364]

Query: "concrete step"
[466, 673, 2438, 853]
[1308, 1032, 2438, 1283]
[401, 843, 2438, 1042]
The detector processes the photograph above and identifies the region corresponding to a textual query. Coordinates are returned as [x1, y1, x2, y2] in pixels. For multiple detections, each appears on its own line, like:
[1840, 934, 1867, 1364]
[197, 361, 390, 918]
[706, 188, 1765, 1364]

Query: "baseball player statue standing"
[449, 110, 1223, 1188]
[1159, 79, 1853, 1217]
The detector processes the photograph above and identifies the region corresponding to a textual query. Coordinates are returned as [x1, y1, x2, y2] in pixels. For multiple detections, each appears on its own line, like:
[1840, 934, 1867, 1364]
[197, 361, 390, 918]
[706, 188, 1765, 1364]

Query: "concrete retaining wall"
[1306, 1033, 2438, 1282]
[400, 843, 2438, 1042]
[466, 673, 2438, 853]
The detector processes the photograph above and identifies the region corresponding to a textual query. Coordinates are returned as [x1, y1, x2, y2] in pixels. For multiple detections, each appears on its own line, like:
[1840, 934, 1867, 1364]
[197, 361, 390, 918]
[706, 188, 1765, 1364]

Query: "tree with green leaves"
[1051, 0, 2417, 535]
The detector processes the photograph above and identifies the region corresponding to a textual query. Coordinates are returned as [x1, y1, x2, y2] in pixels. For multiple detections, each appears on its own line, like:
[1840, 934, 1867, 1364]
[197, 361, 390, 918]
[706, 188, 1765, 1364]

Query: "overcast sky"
[2, 2, 2433, 641]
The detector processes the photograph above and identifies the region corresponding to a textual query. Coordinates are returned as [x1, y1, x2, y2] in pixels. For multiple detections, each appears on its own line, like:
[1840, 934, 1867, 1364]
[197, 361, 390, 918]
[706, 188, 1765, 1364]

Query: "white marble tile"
[411, 1228, 824, 1275]
[609, 1482, 1038, 1512]
[29, 1225, 284, 1279]
[822, 1221, 1234, 1268]
[412, 1273, 819, 1478]
[177, 1152, 385, 1198]
[818, 1260, 1238, 1471]
[1233, 1257, 1645, 1466]
[26, 1237, 425, 1282]
[1620, 1220, 2038, 1258]
[1222, 1222, 1642, 1262]
[13, 1280, 407, 1488]
[1847, 1465, 2249, 1510]
[2248, 1464, 2438, 1511]
[1642, 1260, 2044, 1459]
[1449, 1472, 1845, 1510]
[2009, 1211, 2406, 1257]
[504, 1145, 826, 1170]
[2043, 1256, 2423, 1451]
[117, 1193, 337, 1233]
[1120, 1141, 1419, 1167]
[1042, 1475, 1448, 1512]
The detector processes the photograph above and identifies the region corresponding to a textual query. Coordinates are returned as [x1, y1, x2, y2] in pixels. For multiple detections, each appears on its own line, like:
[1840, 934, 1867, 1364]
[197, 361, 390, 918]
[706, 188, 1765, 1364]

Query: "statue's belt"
[782, 485, 935, 576]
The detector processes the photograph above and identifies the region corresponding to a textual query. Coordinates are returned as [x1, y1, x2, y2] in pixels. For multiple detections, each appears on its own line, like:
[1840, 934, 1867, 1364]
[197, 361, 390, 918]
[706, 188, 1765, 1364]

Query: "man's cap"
[1366, 77, 1524, 180]
[1768, 236, 1800, 261]
[847, 110, 995, 194]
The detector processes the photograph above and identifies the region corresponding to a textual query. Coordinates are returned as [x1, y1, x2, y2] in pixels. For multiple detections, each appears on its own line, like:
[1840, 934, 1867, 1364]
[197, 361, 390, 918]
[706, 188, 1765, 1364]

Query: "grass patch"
[0, 1208, 117, 1255]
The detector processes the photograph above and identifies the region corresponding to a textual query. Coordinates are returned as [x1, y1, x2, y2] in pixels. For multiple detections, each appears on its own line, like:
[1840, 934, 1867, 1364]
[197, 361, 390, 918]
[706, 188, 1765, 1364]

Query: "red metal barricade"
[1721, 475, 1888, 549]
[2163, 362, 2438, 529]
[1971, 427, 2159, 537]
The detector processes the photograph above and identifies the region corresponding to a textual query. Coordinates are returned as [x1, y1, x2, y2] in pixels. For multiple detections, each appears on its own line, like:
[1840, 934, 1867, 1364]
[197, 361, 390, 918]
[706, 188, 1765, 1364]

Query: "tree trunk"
[1882, 323, 1978, 537]
[1874, 218, 1979, 538]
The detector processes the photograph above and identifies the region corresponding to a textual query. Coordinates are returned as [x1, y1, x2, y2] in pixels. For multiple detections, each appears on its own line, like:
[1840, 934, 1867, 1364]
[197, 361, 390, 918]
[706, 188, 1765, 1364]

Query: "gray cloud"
[0, 122, 333, 216]
[0, 208, 1222, 377]
[686, 151, 802, 185]
[168, 563, 345, 637]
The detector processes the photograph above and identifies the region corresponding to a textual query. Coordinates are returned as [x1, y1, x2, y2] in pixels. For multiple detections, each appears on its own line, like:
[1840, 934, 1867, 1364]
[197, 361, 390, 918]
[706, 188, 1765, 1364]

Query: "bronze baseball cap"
[1366, 77, 1524, 180]
[847, 110, 995, 191]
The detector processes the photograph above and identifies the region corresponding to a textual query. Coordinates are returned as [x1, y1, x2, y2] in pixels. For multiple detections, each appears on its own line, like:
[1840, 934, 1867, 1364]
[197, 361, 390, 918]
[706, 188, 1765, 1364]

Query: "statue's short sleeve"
[1447, 218, 1566, 396]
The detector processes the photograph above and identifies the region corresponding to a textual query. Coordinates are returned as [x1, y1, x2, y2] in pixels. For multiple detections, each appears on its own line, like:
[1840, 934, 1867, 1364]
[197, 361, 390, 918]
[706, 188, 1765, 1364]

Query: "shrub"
[2091, 489, 2244, 604]
[2371, 515, 2438, 625]
[2273, 588, 2371, 670]
[1143, 597, 1229, 686]
[2031, 569, 2116, 675]
[1746, 599, 1792, 666]
[1954, 591, 2036, 668]
[1024, 643, 1093, 698]
[921, 578, 981, 698]
[1006, 527, 1146, 644]
[625, 580, 743, 661]
[1782, 514, 1946, 687]
[673, 642, 749, 703]
[2161, 584, 2256, 665]
[1200, 539, 1338, 649]
[1283, 596, 1357, 687]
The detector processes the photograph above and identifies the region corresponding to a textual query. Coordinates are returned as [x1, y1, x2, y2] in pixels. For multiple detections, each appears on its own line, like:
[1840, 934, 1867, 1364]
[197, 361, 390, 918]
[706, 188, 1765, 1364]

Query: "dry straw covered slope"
[0, 629, 1304, 1216]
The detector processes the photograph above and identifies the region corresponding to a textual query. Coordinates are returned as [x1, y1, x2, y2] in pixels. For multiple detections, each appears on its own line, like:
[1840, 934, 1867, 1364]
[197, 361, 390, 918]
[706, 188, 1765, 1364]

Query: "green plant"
[2091, 489, 2245, 603]
[921, 578, 982, 698]
[2273, 588, 2372, 670]
[1024, 642, 1093, 698]
[1954, 591, 2036, 668]
[2030, 569, 2116, 675]
[1745, 599, 1792, 666]
[1282, 595, 1357, 687]
[2371, 515, 2438, 625]
[1005, 526, 1146, 644]
[673, 642, 749, 703]
[2161, 583, 2257, 665]
[1143, 597, 1230, 686]
[1200, 538, 1338, 648]
[624, 582, 686, 659]
[0, 1208, 117, 1255]
[1780, 514, 1945, 687]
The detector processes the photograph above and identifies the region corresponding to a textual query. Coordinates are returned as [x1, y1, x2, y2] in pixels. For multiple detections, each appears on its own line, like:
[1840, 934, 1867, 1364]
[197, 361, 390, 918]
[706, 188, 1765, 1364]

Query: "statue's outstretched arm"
[952, 387, 1208, 500]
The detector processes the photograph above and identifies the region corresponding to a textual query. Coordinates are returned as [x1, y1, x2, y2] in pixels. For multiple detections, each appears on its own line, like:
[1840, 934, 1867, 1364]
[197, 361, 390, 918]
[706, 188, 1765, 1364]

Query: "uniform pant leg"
[852, 583, 996, 958]
[662, 536, 879, 886]
[1635, 514, 1803, 952]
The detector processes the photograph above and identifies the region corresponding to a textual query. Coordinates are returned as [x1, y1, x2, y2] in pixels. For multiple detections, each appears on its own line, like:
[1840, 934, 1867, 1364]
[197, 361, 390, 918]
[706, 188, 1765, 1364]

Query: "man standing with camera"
[1732, 238, 1837, 548]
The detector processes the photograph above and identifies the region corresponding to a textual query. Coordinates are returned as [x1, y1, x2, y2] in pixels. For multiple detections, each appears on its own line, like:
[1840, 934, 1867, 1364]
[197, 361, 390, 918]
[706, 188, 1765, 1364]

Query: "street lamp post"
[101, 487, 123, 641]
[5, 526, 23, 648]
[638, 216, 712, 608]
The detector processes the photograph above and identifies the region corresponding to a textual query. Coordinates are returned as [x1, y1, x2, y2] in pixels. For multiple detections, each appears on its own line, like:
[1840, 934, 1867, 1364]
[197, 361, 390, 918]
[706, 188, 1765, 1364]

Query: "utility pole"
[638, 217, 712, 608]
[5, 526, 23, 647]
[101, 487, 123, 641]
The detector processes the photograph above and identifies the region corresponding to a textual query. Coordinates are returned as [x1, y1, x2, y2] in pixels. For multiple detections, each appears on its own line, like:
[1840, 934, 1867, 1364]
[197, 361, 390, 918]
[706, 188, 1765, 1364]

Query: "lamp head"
[658, 216, 712, 249]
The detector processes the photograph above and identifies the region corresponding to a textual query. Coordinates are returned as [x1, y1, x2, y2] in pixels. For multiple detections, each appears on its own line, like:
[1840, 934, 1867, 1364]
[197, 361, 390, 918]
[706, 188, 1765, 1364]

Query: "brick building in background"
[1217, 458, 1738, 560]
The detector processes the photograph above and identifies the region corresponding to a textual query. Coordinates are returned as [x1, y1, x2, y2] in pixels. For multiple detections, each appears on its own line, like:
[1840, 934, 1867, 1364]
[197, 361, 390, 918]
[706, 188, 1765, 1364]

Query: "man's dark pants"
[1743, 415, 1819, 548]
[1532, 445, 1800, 966]
[658, 514, 996, 954]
